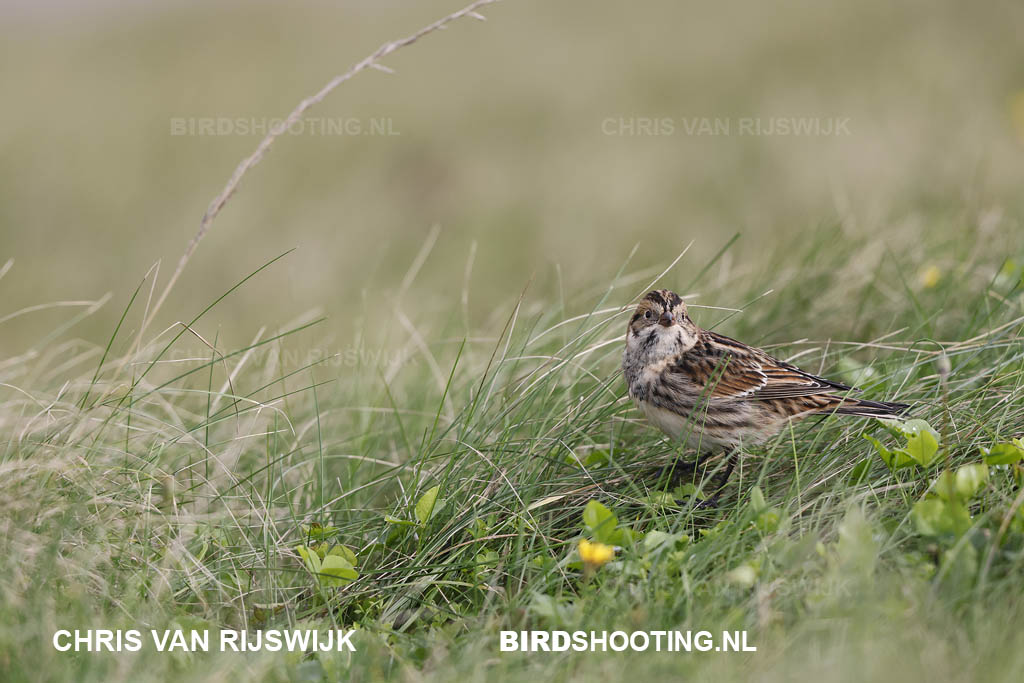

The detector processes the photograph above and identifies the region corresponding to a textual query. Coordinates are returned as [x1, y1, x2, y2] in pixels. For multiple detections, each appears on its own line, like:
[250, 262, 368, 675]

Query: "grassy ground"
[2, 1, 1024, 681]
[2, 220, 1023, 681]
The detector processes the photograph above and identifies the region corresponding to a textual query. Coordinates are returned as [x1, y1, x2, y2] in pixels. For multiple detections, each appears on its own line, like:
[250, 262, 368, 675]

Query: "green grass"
[2, 220, 1023, 682]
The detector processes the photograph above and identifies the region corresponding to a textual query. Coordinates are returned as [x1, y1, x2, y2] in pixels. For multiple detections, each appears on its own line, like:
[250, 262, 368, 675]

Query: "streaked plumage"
[622, 289, 910, 449]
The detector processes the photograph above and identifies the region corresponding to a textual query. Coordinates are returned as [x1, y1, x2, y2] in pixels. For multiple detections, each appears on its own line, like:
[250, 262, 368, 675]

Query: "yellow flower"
[919, 264, 941, 289]
[579, 538, 615, 568]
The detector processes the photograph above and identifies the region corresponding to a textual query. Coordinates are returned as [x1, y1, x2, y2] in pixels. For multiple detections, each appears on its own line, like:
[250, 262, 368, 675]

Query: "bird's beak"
[658, 311, 674, 327]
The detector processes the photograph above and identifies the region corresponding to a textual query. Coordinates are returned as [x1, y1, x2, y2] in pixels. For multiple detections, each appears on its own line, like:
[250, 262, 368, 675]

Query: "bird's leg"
[655, 451, 707, 488]
[694, 450, 739, 509]
[657, 450, 725, 489]
[655, 449, 740, 508]
[714, 451, 738, 489]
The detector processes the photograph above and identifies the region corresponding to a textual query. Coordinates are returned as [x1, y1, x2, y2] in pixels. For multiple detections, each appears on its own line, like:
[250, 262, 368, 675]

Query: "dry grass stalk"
[144, 0, 502, 332]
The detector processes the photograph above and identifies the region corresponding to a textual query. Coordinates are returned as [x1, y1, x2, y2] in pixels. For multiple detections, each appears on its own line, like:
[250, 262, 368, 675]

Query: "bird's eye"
[643, 310, 653, 320]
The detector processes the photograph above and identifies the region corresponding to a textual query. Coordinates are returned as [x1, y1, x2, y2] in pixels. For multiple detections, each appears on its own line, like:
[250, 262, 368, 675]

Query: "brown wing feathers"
[698, 332, 852, 401]
[667, 330, 910, 418]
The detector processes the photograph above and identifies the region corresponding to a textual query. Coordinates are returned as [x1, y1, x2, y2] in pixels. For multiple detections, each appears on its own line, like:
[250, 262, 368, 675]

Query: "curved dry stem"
[144, 0, 502, 333]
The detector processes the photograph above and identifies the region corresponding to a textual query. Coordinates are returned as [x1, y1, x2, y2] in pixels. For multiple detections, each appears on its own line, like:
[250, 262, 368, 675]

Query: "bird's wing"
[670, 331, 855, 401]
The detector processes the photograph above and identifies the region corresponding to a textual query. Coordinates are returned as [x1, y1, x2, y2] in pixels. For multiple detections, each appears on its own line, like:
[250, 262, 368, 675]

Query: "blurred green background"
[2, 0, 1023, 352]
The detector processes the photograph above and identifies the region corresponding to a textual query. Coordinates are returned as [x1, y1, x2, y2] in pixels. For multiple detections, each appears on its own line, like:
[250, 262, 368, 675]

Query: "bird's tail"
[835, 398, 912, 419]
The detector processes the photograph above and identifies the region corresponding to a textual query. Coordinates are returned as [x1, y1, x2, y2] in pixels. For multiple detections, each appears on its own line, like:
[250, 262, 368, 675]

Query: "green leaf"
[870, 419, 943, 469]
[954, 464, 989, 499]
[983, 442, 1024, 466]
[836, 357, 877, 387]
[641, 491, 677, 507]
[912, 498, 972, 537]
[414, 486, 442, 525]
[296, 545, 321, 574]
[911, 499, 946, 536]
[901, 428, 939, 467]
[836, 507, 878, 577]
[609, 527, 638, 547]
[877, 418, 907, 438]
[865, 434, 910, 470]
[529, 594, 567, 624]
[698, 520, 731, 540]
[475, 549, 500, 567]
[673, 482, 702, 499]
[582, 500, 611, 529]
[863, 433, 889, 458]
[848, 458, 872, 484]
[582, 500, 618, 544]
[932, 470, 957, 501]
[865, 433, 915, 470]
[755, 509, 781, 533]
[900, 419, 940, 442]
[749, 486, 767, 512]
[886, 451, 918, 469]
[642, 530, 678, 553]
[318, 554, 358, 587]
[384, 514, 416, 526]
[945, 501, 973, 537]
[726, 563, 758, 587]
[327, 544, 358, 566]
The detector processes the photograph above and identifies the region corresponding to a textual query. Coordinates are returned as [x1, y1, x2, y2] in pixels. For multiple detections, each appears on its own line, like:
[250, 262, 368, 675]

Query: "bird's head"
[625, 289, 699, 359]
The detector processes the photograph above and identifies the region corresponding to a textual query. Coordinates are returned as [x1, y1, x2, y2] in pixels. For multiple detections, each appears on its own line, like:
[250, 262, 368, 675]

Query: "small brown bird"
[622, 289, 909, 483]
